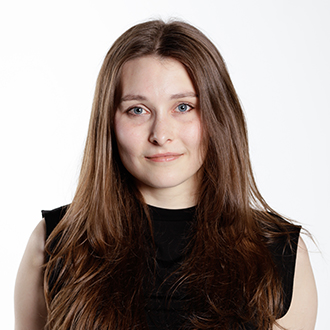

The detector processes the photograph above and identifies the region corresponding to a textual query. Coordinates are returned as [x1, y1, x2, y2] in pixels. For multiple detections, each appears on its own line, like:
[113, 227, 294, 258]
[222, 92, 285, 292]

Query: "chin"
[139, 176, 196, 191]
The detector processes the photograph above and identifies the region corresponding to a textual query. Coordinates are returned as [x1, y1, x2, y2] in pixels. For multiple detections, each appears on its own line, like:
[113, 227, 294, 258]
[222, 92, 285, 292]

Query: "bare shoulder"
[14, 219, 47, 330]
[274, 236, 318, 330]
[26, 219, 46, 260]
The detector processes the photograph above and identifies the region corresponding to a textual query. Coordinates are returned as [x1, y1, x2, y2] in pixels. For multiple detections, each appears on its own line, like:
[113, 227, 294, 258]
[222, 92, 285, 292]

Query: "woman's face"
[114, 56, 204, 207]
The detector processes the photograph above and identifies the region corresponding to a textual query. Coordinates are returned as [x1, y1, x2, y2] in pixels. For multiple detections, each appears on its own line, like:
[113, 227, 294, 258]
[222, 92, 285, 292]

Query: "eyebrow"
[170, 92, 198, 99]
[120, 92, 198, 103]
[120, 94, 147, 102]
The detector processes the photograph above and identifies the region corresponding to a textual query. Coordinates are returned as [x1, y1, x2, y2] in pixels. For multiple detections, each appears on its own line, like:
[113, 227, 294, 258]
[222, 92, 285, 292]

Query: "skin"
[275, 237, 318, 329]
[14, 219, 47, 330]
[115, 56, 204, 209]
[14, 55, 317, 330]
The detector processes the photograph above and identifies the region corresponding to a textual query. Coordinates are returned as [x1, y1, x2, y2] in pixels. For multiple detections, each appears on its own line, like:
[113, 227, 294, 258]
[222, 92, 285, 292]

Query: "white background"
[1, 0, 329, 328]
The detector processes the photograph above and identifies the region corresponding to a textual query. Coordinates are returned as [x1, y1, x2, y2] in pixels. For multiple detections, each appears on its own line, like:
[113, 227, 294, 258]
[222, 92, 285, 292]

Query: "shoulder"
[14, 220, 47, 329]
[19, 219, 46, 267]
[274, 236, 317, 329]
[262, 214, 301, 274]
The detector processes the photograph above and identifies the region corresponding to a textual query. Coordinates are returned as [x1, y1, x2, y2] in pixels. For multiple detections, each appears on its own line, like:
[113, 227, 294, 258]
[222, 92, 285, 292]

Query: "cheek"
[182, 120, 203, 151]
[189, 123, 206, 167]
[114, 120, 144, 158]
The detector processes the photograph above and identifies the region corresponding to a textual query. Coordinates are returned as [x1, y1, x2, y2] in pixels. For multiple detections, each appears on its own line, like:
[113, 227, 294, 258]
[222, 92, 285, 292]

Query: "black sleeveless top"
[42, 205, 300, 329]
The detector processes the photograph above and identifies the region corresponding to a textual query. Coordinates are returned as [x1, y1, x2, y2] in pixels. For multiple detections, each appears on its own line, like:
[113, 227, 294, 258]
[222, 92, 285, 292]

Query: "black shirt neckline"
[147, 204, 196, 222]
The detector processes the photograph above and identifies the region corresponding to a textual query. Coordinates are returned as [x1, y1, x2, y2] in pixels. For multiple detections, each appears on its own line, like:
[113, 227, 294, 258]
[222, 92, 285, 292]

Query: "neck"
[138, 185, 198, 210]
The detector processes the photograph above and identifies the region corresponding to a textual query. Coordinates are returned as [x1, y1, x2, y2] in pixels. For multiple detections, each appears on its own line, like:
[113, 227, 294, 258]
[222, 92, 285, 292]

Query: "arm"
[14, 220, 47, 330]
[274, 236, 318, 330]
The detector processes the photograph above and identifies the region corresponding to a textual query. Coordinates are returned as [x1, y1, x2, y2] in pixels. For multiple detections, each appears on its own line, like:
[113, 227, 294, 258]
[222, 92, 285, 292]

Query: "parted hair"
[44, 19, 298, 329]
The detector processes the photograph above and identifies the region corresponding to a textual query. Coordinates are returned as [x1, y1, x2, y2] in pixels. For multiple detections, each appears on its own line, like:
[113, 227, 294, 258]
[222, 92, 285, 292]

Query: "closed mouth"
[145, 153, 182, 162]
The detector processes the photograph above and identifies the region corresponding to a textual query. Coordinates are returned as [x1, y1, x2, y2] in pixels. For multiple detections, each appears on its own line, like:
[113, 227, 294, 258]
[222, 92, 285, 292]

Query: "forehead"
[119, 56, 196, 97]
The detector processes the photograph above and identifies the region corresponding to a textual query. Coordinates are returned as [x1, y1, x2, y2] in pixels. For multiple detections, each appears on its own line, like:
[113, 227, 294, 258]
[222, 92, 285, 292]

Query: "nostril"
[149, 122, 172, 145]
[149, 133, 159, 145]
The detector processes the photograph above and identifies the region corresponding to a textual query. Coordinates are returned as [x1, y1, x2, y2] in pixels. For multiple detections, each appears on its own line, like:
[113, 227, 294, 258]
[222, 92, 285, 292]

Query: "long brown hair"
[44, 19, 298, 329]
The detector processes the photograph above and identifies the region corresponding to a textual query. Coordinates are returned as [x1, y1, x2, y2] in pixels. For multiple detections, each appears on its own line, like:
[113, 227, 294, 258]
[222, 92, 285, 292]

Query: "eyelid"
[123, 102, 196, 115]
[126, 105, 149, 115]
[174, 102, 195, 113]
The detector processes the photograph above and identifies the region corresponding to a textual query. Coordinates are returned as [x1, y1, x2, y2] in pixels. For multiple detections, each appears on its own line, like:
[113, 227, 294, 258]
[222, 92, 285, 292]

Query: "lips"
[145, 152, 183, 162]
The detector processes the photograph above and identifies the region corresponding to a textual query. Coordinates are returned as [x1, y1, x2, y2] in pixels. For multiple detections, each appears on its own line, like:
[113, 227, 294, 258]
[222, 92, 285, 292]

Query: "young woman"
[15, 20, 317, 330]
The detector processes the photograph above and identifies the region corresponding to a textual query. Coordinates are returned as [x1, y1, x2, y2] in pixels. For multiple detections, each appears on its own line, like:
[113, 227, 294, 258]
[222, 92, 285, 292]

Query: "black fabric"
[145, 206, 195, 329]
[42, 205, 300, 329]
[268, 225, 300, 318]
[42, 205, 68, 240]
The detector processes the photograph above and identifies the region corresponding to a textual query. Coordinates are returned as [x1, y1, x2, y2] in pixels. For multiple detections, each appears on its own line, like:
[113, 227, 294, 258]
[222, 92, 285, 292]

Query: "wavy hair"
[44, 19, 298, 329]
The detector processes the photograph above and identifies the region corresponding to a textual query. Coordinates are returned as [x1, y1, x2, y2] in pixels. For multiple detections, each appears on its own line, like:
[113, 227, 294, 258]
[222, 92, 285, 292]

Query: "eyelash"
[176, 103, 193, 113]
[127, 107, 146, 115]
[127, 103, 194, 116]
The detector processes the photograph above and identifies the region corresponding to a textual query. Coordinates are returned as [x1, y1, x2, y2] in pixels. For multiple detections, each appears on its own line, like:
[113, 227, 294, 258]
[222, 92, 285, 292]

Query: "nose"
[148, 115, 173, 146]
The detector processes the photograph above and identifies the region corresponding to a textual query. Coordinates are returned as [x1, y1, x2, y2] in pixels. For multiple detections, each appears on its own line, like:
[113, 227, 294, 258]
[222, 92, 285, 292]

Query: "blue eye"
[130, 107, 144, 115]
[177, 103, 191, 113]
